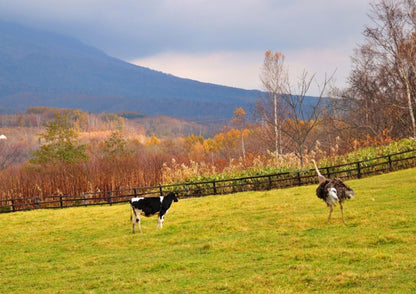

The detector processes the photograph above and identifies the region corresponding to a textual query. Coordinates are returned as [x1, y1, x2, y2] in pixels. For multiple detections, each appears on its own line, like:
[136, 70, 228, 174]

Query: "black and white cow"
[129, 192, 178, 233]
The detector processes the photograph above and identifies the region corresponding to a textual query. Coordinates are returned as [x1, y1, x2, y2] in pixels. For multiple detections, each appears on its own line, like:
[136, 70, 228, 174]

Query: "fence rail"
[1, 149, 415, 213]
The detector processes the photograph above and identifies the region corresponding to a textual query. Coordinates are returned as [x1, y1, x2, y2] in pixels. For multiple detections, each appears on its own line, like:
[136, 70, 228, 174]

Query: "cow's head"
[167, 191, 179, 202]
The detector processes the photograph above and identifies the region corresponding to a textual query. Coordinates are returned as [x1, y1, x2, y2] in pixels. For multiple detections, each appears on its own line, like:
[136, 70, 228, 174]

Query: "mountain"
[0, 21, 262, 120]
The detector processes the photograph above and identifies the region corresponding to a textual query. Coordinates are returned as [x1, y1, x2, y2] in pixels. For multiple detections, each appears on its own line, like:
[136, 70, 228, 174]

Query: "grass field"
[1, 168, 415, 293]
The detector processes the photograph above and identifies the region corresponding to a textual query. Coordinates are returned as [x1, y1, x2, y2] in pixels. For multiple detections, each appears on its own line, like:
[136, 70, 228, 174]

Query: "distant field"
[1, 168, 415, 293]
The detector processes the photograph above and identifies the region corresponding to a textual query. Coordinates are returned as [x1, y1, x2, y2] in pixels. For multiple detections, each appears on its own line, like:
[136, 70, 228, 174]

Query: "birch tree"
[355, 0, 416, 138]
[256, 51, 332, 167]
[231, 107, 247, 161]
[257, 51, 289, 156]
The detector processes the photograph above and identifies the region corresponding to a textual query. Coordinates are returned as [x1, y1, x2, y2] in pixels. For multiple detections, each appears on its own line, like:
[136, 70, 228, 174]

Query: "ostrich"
[312, 160, 354, 223]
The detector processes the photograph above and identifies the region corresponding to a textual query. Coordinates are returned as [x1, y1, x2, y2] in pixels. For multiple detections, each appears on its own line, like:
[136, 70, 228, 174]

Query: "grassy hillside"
[1, 168, 415, 293]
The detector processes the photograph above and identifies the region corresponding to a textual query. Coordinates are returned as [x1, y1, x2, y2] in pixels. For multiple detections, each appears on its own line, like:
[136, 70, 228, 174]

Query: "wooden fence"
[1, 149, 415, 213]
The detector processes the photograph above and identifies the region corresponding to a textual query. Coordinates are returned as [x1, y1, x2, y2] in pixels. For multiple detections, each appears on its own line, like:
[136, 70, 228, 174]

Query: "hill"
[0, 21, 262, 120]
[1, 168, 415, 293]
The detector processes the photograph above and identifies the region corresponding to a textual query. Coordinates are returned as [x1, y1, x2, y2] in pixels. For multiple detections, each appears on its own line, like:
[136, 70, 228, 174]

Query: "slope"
[0, 21, 261, 120]
[0, 168, 415, 293]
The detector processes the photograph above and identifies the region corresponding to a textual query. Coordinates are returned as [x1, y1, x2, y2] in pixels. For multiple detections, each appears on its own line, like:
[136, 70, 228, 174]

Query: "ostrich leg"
[328, 205, 333, 222]
[340, 203, 345, 224]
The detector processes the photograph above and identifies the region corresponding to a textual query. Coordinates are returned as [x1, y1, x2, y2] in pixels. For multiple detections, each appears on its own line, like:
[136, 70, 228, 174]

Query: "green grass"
[1, 168, 416, 293]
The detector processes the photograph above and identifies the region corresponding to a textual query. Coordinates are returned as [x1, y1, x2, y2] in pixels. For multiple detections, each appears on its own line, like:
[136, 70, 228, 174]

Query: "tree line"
[255, 0, 416, 166]
[344, 0, 416, 139]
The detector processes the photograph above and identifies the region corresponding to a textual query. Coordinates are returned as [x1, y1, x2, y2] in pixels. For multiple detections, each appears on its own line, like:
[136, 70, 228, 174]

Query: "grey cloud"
[0, 0, 370, 60]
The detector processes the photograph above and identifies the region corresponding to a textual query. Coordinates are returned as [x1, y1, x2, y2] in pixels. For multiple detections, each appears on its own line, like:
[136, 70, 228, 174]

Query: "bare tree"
[231, 107, 247, 161]
[0, 140, 32, 169]
[347, 44, 400, 140]
[357, 0, 416, 138]
[258, 51, 289, 156]
[281, 71, 333, 167]
[256, 51, 333, 167]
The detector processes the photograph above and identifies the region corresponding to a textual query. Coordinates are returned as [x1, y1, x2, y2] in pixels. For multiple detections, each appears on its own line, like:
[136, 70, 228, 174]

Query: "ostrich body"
[312, 160, 354, 223]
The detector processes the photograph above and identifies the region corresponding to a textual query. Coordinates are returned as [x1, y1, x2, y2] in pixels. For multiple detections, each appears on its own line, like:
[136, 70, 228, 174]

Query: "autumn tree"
[231, 107, 247, 160]
[182, 134, 205, 162]
[203, 138, 218, 164]
[212, 129, 241, 162]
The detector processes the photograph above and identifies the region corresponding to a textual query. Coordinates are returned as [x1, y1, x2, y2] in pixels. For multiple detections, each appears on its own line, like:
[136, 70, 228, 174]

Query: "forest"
[0, 0, 415, 201]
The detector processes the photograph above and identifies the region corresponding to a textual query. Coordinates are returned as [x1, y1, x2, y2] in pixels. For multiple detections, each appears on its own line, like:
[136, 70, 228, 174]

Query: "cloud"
[131, 51, 264, 90]
[285, 46, 354, 94]
[131, 46, 352, 95]
[0, 0, 370, 58]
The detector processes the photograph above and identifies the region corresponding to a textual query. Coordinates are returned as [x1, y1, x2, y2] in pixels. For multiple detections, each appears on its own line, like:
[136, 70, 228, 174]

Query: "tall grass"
[163, 138, 416, 184]
[1, 168, 415, 293]
[1, 134, 415, 202]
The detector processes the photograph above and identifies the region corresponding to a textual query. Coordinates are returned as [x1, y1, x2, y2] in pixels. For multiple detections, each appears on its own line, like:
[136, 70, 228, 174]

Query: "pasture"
[1, 168, 415, 293]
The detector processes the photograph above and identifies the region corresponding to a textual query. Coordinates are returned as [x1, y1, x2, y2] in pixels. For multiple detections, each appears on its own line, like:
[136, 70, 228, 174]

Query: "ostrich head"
[345, 189, 354, 199]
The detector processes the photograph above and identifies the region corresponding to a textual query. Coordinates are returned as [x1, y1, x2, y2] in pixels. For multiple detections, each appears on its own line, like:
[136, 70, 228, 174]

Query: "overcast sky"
[0, 0, 372, 95]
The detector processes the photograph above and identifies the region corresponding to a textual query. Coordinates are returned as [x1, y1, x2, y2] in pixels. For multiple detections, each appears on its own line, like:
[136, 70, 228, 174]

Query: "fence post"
[107, 191, 112, 206]
[388, 155, 393, 171]
[11, 199, 15, 212]
[60, 195, 63, 208]
[268, 176, 272, 190]
[241, 179, 245, 191]
[159, 185, 163, 196]
[35, 196, 40, 209]
[212, 181, 217, 195]
[185, 184, 190, 196]
[297, 172, 302, 186]
[133, 188, 137, 197]
[84, 193, 88, 207]
[357, 162, 361, 179]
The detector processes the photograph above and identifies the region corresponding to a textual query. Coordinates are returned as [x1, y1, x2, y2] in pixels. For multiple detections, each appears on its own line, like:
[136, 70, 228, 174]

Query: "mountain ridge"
[0, 21, 262, 120]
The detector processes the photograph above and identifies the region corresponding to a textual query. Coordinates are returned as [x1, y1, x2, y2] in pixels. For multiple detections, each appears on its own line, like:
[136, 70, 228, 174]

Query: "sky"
[0, 0, 372, 95]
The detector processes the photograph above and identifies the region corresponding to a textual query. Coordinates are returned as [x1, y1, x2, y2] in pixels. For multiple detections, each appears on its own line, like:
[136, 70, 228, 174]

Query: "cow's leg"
[131, 208, 136, 233]
[131, 209, 142, 233]
[137, 215, 142, 233]
[157, 215, 164, 229]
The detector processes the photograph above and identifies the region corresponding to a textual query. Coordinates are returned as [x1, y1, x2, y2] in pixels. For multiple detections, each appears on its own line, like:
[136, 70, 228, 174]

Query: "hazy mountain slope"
[0, 21, 261, 120]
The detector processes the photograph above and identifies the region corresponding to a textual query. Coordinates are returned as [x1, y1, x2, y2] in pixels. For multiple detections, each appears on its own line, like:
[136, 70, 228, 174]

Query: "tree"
[0, 140, 30, 170]
[258, 51, 289, 156]
[31, 113, 88, 164]
[282, 70, 333, 167]
[348, 0, 416, 139]
[256, 51, 333, 167]
[231, 107, 247, 160]
[212, 129, 241, 162]
[101, 130, 130, 157]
